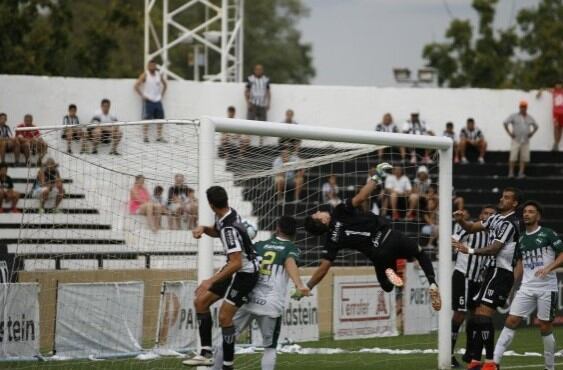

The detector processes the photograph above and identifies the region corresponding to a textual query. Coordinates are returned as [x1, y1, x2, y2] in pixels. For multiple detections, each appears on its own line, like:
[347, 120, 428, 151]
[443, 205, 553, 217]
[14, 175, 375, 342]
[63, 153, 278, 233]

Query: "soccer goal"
[5, 118, 452, 369]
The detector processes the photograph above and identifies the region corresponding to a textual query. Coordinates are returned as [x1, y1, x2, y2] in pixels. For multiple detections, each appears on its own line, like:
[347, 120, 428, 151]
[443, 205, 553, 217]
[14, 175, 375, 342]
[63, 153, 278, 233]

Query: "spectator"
[245, 64, 271, 122]
[183, 187, 199, 230]
[15, 114, 47, 166]
[273, 148, 304, 203]
[375, 113, 406, 161]
[90, 99, 123, 155]
[421, 196, 439, 247]
[443, 122, 460, 163]
[503, 100, 539, 178]
[459, 118, 487, 164]
[408, 165, 432, 220]
[135, 60, 167, 143]
[537, 82, 563, 151]
[382, 165, 415, 221]
[62, 104, 86, 154]
[0, 163, 20, 212]
[151, 185, 168, 230]
[129, 175, 161, 233]
[279, 109, 301, 153]
[167, 174, 192, 230]
[0, 113, 21, 164]
[33, 158, 64, 213]
[403, 111, 434, 164]
[219, 106, 250, 159]
[321, 174, 341, 207]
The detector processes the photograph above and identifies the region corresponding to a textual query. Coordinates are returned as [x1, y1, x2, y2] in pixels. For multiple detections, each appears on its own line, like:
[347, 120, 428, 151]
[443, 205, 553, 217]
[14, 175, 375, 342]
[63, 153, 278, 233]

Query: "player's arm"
[192, 225, 220, 238]
[351, 162, 392, 207]
[161, 75, 167, 96]
[453, 210, 486, 233]
[536, 250, 563, 278]
[306, 259, 332, 290]
[134, 73, 146, 98]
[210, 251, 243, 285]
[513, 258, 523, 284]
[285, 257, 310, 296]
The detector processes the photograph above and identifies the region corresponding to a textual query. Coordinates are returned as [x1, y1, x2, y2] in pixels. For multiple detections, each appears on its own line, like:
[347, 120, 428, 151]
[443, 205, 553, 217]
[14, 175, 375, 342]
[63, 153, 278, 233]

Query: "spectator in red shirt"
[537, 82, 563, 151]
[0, 113, 22, 164]
[16, 114, 47, 166]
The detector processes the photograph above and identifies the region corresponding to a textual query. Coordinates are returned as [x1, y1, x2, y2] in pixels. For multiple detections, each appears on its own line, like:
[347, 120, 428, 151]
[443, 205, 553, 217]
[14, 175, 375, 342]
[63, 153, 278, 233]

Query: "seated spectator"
[279, 109, 301, 153]
[33, 158, 64, 213]
[459, 118, 487, 164]
[62, 104, 86, 154]
[382, 165, 415, 221]
[167, 174, 192, 230]
[0, 163, 20, 212]
[375, 113, 406, 161]
[0, 113, 21, 164]
[273, 148, 304, 203]
[443, 122, 460, 163]
[321, 174, 341, 207]
[128, 175, 161, 233]
[15, 114, 47, 166]
[452, 187, 464, 211]
[402, 111, 434, 164]
[90, 98, 123, 155]
[219, 106, 250, 159]
[183, 187, 199, 230]
[421, 196, 439, 248]
[151, 185, 168, 230]
[408, 165, 431, 220]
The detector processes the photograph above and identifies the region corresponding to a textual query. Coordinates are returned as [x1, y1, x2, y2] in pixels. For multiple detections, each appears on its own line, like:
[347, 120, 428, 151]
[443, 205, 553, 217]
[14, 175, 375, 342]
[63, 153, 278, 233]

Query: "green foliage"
[422, 0, 562, 89]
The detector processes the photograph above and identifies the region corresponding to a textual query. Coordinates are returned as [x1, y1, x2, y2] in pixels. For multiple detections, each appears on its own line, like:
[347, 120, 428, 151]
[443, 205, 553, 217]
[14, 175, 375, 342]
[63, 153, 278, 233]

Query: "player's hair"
[68, 104, 77, 110]
[522, 200, 543, 216]
[101, 98, 111, 105]
[304, 215, 329, 235]
[277, 216, 297, 238]
[482, 204, 497, 211]
[503, 187, 522, 207]
[206, 186, 228, 209]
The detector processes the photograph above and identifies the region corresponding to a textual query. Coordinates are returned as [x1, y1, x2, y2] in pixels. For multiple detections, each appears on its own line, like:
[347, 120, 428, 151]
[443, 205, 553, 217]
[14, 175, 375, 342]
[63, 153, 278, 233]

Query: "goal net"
[3, 118, 452, 369]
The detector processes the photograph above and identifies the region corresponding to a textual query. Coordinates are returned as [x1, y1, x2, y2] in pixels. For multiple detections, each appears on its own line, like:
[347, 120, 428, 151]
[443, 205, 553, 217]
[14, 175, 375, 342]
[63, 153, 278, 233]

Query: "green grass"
[3, 327, 559, 370]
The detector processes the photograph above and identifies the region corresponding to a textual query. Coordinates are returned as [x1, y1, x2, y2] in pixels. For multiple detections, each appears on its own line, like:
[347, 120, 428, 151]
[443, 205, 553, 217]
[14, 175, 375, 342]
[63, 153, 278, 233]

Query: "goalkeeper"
[213, 216, 310, 370]
[301, 163, 441, 311]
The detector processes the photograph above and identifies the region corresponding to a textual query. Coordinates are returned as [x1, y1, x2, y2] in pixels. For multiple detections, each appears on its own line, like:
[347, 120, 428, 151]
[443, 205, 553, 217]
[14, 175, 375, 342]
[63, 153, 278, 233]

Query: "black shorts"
[473, 267, 514, 309]
[209, 271, 258, 307]
[452, 269, 481, 312]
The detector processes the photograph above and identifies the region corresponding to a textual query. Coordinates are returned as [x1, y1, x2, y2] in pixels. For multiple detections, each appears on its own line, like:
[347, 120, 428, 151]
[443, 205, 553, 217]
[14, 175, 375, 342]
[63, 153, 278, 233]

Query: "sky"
[297, 0, 541, 87]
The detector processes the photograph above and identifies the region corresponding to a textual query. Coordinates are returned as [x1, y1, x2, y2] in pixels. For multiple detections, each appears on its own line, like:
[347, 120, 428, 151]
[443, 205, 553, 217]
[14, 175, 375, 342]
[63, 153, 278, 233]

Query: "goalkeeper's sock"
[197, 311, 213, 355]
[493, 326, 515, 365]
[261, 348, 277, 370]
[222, 325, 236, 368]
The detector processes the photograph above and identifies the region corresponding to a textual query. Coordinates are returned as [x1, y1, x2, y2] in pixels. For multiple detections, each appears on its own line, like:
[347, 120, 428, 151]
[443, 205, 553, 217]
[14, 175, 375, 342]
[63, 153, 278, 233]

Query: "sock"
[470, 316, 488, 362]
[464, 317, 476, 361]
[414, 249, 437, 286]
[197, 312, 213, 355]
[261, 347, 277, 370]
[542, 332, 555, 370]
[493, 326, 515, 364]
[222, 325, 236, 367]
[451, 320, 462, 354]
[476, 315, 495, 361]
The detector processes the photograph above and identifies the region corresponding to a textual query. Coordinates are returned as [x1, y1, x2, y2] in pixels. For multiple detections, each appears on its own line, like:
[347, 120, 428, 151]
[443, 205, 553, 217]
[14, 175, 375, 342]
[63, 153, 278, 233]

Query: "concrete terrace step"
[0, 213, 102, 224]
[1, 228, 123, 240]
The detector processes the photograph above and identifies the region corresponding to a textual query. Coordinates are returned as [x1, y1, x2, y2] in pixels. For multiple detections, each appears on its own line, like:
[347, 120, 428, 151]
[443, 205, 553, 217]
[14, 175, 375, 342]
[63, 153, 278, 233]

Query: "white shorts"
[32, 186, 59, 198]
[509, 140, 530, 162]
[233, 307, 281, 348]
[509, 289, 558, 322]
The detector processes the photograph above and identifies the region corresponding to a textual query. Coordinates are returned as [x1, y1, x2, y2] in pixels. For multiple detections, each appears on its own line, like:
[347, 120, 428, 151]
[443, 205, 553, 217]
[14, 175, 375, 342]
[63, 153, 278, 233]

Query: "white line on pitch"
[503, 362, 562, 369]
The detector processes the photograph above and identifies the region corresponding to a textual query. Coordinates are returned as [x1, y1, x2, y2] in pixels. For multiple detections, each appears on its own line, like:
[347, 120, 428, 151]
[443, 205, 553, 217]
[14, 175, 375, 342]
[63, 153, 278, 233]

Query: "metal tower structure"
[144, 0, 244, 82]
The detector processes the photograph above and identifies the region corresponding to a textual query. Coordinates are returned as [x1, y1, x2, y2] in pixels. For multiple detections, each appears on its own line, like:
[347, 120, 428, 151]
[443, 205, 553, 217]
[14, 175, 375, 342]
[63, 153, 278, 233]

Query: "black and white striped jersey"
[0, 124, 12, 138]
[481, 211, 521, 271]
[246, 74, 270, 107]
[459, 127, 484, 141]
[215, 208, 258, 273]
[453, 223, 489, 282]
[0, 261, 9, 283]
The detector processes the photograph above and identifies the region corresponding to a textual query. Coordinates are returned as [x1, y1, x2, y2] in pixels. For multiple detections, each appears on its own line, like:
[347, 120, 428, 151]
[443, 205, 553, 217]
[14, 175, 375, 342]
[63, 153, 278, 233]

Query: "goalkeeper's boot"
[385, 268, 403, 287]
[429, 283, 442, 311]
[467, 360, 481, 370]
[182, 351, 214, 366]
[481, 361, 498, 370]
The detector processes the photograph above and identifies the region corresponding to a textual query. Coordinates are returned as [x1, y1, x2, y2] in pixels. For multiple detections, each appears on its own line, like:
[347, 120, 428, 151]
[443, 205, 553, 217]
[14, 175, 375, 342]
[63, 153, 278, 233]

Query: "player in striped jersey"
[450, 206, 496, 368]
[453, 187, 522, 370]
[493, 201, 562, 370]
[213, 216, 310, 370]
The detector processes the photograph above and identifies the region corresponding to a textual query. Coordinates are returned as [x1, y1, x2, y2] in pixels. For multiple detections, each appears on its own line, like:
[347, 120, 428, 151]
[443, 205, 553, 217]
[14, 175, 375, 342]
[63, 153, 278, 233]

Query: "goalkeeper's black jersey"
[321, 199, 390, 262]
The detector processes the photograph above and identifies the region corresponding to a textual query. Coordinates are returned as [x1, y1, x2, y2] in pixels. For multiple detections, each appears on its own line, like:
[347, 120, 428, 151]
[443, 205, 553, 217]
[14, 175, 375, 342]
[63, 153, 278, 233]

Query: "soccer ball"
[242, 220, 258, 240]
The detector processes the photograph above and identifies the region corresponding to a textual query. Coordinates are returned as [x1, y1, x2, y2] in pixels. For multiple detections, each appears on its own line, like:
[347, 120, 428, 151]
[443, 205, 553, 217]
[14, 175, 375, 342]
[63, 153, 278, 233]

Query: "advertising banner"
[403, 262, 439, 335]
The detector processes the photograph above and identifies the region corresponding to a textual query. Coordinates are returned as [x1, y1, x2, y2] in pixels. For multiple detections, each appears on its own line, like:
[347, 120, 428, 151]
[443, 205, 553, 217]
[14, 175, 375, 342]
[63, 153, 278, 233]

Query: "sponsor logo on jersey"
[344, 230, 371, 237]
[331, 222, 342, 242]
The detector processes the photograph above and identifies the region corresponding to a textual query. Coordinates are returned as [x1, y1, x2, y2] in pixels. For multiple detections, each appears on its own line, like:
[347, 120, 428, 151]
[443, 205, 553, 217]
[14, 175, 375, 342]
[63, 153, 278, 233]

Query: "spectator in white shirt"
[443, 122, 460, 163]
[134, 60, 167, 143]
[90, 99, 123, 155]
[273, 148, 304, 203]
[403, 111, 434, 164]
[279, 109, 301, 153]
[375, 113, 406, 161]
[382, 165, 415, 221]
[408, 165, 432, 221]
[321, 174, 341, 207]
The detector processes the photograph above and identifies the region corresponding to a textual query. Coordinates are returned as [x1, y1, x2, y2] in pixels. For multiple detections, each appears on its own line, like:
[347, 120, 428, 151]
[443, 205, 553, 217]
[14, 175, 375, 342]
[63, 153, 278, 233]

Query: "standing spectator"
[321, 174, 341, 207]
[408, 165, 431, 220]
[503, 101, 539, 178]
[128, 175, 161, 233]
[273, 148, 304, 203]
[90, 99, 123, 155]
[443, 122, 460, 163]
[459, 118, 487, 164]
[219, 106, 250, 159]
[167, 174, 192, 230]
[245, 64, 271, 122]
[183, 187, 199, 230]
[33, 158, 64, 213]
[403, 111, 434, 164]
[279, 109, 301, 153]
[0, 113, 21, 164]
[375, 113, 405, 161]
[62, 104, 86, 154]
[537, 82, 563, 151]
[382, 165, 415, 221]
[15, 114, 47, 166]
[135, 60, 167, 143]
[0, 163, 20, 212]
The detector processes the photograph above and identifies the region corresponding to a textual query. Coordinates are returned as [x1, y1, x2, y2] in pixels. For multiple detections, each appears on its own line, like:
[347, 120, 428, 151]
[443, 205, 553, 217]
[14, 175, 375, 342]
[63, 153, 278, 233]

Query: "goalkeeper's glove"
[371, 162, 393, 185]
[290, 286, 311, 301]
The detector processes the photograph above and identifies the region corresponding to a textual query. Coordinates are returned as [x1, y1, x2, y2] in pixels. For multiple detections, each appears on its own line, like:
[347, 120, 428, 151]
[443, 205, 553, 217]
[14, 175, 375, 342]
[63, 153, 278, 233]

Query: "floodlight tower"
[144, 0, 244, 82]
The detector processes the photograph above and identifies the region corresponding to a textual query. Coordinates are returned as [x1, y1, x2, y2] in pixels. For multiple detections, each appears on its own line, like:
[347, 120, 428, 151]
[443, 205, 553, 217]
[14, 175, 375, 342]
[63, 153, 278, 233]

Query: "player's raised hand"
[192, 226, 205, 239]
[453, 210, 465, 222]
[290, 286, 311, 301]
[454, 241, 469, 254]
[371, 162, 393, 184]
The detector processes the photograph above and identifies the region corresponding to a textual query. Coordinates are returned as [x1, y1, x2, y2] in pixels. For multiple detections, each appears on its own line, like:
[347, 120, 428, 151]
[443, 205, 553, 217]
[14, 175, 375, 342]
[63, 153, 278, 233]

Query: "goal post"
[202, 116, 453, 370]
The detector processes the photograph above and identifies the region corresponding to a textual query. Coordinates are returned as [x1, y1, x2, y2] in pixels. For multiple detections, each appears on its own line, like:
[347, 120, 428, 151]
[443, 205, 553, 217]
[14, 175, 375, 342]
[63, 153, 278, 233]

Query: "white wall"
[0, 74, 555, 151]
